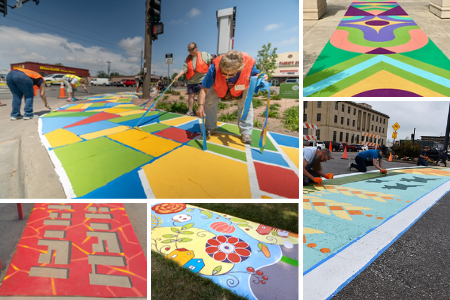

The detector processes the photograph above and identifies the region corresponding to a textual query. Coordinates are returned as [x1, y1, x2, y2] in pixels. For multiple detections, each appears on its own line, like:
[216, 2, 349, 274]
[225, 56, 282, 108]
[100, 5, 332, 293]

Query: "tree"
[110, 72, 120, 77]
[172, 72, 186, 82]
[255, 43, 278, 80]
[54, 63, 64, 66]
[97, 70, 108, 78]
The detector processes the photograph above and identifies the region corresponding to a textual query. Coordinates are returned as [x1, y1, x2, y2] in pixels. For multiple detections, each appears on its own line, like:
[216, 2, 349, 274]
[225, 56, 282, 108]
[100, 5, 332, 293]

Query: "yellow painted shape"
[371, 196, 388, 203]
[84, 109, 106, 112]
[314, 207, 331, 215]
[304, 203, 313, 210]
[81, 103, 92, 109]
[346, 16, 407, 33]
[161, 116, 197, 126]
[108, 129, 181, 157]
[332, 210, 351, 220]
[115, 104, 139, 108]
[142, 146, 251, 198]
[207, 132, 246, 151]
[44, 128, 83, 148]
[117, 109, 146, 117]
[348, 206, 372, 211]
[355, 194, 371, 199]
[303, 227, 324, 234]
[80, 125, 130, 140]
[332, 70, 445, 97]
[279, 146, 299, 168]
[261, 195, 273, 199]
[104, 108, 134, 114]
[69, 104, 84, 110]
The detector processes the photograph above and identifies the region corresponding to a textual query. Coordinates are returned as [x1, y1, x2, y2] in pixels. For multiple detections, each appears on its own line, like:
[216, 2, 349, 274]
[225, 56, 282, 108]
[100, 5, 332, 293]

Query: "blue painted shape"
[120, 114, 159, 127]
[250, 148, 290, 168]
[177, 119, 201, 133]
[270, 132, 300, 148]
[77, 169, 146, 199]
[183, 258, 205, 274]
[41, 117, 89, 135]
[65, 120, 121, 136]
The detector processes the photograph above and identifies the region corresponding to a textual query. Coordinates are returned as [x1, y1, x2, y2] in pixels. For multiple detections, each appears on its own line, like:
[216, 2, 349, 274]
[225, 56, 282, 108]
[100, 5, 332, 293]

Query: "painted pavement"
[38, 92, 299, 199]
[0, 203, 147, 298]
[151, 203, 299, 300]
[303, 0, 450, 97]
[303, 167, 450, 299]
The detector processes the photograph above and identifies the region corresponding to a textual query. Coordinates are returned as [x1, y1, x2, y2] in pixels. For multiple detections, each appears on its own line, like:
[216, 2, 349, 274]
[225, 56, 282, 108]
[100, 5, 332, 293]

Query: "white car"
[43, 73, 65, 87]
[360, 145, 368, 151]
[316, 141, 326, 150]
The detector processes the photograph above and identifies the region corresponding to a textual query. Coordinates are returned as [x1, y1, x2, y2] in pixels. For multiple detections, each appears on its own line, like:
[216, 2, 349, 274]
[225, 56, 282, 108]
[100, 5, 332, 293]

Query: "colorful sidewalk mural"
[0, 203, 147, 298]
[303, 0, 450, 97]
[38, 93, 299, 199]
[151, 203, 299, 300]
[303, 167, 450, 299]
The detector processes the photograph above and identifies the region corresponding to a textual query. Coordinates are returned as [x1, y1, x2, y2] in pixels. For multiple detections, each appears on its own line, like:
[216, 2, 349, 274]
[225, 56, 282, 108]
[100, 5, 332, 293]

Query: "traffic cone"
[0, 99, 5, 107]
[329, 141, 332, 152]
[57, 81, 67, 99]
[341, 147, 348, 159]
[389, 153, 393, 162]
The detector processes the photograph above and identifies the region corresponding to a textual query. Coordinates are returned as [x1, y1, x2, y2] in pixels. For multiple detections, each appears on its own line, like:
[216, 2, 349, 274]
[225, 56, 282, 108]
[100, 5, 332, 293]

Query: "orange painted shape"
[382, 196, 394, 199]
[329, 206, 344, 211]
[366, 214, 373, 217]
[352, 191, 362, 194]
[366, 194, 377, 196]
[376, 217, 384, 219]
[320, 248, 330, 253]
[303, 235, 306, 243]
[348, 210, 363, 215]
[303, 199, 310, 202]
[313, 202, 326, 206]
[307, 243, 317, 248]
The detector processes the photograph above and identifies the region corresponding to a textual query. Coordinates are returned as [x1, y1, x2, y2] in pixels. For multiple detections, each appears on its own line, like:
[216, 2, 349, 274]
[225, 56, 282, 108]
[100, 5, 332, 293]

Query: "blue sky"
[0, 0, 299, 77]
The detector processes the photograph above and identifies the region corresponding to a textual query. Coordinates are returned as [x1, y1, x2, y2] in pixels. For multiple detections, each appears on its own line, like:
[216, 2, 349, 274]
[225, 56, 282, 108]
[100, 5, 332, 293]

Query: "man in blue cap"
[348, 147, 387, 174]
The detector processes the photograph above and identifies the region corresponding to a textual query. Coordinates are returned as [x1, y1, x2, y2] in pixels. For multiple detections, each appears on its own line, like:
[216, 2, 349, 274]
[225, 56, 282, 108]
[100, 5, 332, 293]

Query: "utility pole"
[140, 49, 143, 74]
[143, 0, 152, 98]
[106, 61, 111, 78]
[444, 103, 450, 151]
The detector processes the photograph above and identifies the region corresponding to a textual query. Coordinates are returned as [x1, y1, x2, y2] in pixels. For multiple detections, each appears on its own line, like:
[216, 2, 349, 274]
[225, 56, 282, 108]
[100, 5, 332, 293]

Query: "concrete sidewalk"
[303, 0, 450, 78]
[0, 93, 67, 198]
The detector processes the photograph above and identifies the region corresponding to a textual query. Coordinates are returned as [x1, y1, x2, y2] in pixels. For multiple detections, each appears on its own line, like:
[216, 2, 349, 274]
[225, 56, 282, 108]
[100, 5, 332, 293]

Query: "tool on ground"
[134, 79, 176, 128]
[380, 169, 387, 175]
[202, 115, 207, 151]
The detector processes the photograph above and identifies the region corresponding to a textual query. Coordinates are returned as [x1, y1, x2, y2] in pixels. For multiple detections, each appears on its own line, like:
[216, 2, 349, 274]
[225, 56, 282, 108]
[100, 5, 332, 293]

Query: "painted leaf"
[180, 231, 194, 235]
[212, 265, 222, 275]
[162, 234, 177, 238]
[179, 238, 192, 243]
[181, 223, 194, 230]
[161, 239, 174, 243]
[171, 228, 180, 233]
[201, 210, 213, 219]
[230, 218, 247, 223]
[258, 242, 271, 258]
[151, 215, 162, 230]
[237, 223, 253, 229]
[187, 208, 194, 212]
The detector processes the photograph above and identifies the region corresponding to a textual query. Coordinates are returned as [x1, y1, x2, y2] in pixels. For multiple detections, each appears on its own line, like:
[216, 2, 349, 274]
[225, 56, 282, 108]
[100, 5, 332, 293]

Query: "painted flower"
[205, 235, 251, 263]
[152, 203, 186, 214]
[210, 222, 235, 233]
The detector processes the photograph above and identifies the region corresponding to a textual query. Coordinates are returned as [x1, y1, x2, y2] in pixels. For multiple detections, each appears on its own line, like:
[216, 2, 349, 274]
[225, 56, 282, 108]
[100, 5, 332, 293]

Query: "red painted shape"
[253, 162, 300, 199]
[153, 127, 200, 143]
[64, 112, 121, 128]
[0, 204, 147, 297]
[17, 204, 23, 220]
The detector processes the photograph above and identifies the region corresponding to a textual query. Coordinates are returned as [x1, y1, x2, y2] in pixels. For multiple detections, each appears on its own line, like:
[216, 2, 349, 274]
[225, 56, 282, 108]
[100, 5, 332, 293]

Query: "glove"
[380, 169, 387, 174]
[324, 173, 334, 179]
[313, 177, 323, 185]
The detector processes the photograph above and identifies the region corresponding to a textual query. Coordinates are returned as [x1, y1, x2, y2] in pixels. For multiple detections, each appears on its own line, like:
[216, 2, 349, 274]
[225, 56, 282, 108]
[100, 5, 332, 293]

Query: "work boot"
[185, 111, 195, 117]
[24, 115, 39, 120]
[241, 134, 253, 144]
[202, 129, 216, 138]
[11, 115, 23, 121]
[348, 163, 352, 171]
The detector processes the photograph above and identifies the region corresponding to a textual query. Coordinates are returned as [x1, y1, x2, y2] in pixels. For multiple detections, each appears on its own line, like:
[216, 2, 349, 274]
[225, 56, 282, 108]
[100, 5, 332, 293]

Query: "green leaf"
[171, 228, 180, 233]
[230, 218, 247, 223]
[179, 238, 192, 243]
[201, 210, 213, 219]
[181, 223, 194, 230]
[161, 239, 174, 243]
[187, 208, 194, 212]
[212, 265, 222, 275]
[180, 231, 193, 235]
[162, 234, 177, 238]
[237, 223, 253, 229]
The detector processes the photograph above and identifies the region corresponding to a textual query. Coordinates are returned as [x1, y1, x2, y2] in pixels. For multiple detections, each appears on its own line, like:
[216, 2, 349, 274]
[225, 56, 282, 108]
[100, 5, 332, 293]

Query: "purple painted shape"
[339, 23, 415, 42]
[379, 6, 408, 16]
[365, 20, 390, 26]
[352, 89, 422, 97]
[366, 48, 397, 54]
[345, 6, 374, 16]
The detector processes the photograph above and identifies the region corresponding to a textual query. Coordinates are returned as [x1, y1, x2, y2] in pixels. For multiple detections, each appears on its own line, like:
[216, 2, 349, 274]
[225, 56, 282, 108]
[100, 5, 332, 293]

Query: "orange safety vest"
[213, 52, 255, 98]
[186, 51, 210, 80]
[14, 68, 43, 80]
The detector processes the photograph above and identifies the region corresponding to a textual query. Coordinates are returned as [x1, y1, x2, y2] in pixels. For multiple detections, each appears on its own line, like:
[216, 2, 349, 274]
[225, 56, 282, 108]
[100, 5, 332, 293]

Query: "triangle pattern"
[64, 112, 121, 128]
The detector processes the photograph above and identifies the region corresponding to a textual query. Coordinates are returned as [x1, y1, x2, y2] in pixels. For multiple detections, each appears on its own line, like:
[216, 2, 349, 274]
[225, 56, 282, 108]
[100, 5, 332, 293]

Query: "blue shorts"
[187, 83, 202, 95]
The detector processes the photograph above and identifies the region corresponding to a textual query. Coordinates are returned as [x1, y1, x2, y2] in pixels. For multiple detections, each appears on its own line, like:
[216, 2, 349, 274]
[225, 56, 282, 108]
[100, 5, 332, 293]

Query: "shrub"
[261, 109, 280, 119]
[271, 94, 281, 100]
[283, 106, 299, 131]
[218, 109, 238, 122]
[156, 102, 171, 110]
[218, 102, 228, 110]
[253, 119, 263, 128]
[258, 90, 269, 97]
[252, 98, 264, 109]
[270, 103, 281, 111]
[179, 96, 184, 100]
[392, 141, 421, 159]
[163, 95, 169, 100]
[169, 101, 189, 114]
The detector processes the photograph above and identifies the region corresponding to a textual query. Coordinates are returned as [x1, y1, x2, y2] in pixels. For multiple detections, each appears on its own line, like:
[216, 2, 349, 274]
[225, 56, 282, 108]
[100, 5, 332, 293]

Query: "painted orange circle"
[320, 248, 330, 253]
[307, 243, 317, 248]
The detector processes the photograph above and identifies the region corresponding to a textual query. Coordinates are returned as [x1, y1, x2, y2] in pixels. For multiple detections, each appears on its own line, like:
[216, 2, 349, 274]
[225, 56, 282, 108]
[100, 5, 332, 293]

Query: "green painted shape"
[158, 111, 184, 121]
[279, 83, 299, 99]
[337, 25, 420, 47]
[305, 54, 374, 86]
[90, 103, 106, 107]
[389, 16, 412, 20]
[109, 111, 158, 123]
[399, 39, 450, 73]
[42, 111, 98, 118]
[187, 140, 247, 162]
[53, 137, 153, 197]
[280, 255, 299, 267]
[217, 123, 240, 135]
[217, 124, 278, 151]
[118, 99, 132, 102]
[306, 41, 364, 77]
[342, 16, 366, 21]
[140, 123, 171, 133]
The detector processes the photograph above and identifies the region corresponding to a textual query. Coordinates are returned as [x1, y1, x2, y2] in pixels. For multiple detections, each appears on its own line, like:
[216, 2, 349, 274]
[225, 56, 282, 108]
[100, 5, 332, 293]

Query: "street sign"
[165, 53, 173, 64]
[16, 0, 22, 8]
[392, 132, 397, 139]
[392, 122, 400, 131]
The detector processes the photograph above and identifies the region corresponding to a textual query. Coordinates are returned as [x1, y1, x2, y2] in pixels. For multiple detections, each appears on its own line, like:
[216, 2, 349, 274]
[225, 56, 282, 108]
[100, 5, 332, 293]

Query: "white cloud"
[187, 8, 201, 18]
[264, 24, 281, 31]
[170, 19, 183, 24]
[0, 26, 142, 76]
[279, 37, 298, 45]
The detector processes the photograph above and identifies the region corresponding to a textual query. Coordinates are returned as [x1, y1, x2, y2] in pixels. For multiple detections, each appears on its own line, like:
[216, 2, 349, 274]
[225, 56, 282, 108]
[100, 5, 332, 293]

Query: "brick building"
[10, 61, 90, 77]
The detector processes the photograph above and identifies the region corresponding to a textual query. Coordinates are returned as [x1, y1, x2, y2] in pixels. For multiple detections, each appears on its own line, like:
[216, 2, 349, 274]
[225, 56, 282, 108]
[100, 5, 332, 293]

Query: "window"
[371, 125, 374, 131]
[376, 116, 378, 122]
[351, 135, 355, 144]
[334, 115, 337, 123]
[304, 114, 307, 122]
[372, 115, 374, 121]
[383, 128, 385, 133]
[317, 129, 321, 140]
[375, 126, 378, 132]
[379, 127, 382, 133]
[347, 118, 350, 126]
[353, 120, 355, 127]
[317, 113, 321, 121]
[340, 132, 343, 141]
[353, 108, 356, 115]
[384, 119, 386, 124]
[356, 135, 359, 143]
[348, 106, 351, 114]
[381, 139, 384, 145]
[335, 102, 338, 110]
[317, 101, 322, 108]
[341, 117, 344, 124]
[333, 131, 337, 141]
[342, 104, 345, 112]
[346, 133, 349, 142]
[304, 101, 308, 109]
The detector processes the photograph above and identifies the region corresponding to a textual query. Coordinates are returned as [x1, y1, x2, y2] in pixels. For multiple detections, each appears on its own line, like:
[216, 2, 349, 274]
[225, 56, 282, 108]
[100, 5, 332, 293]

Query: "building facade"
[10, 62, 90, 77]
[273, 51, 299, 81]
[303, 101, 390, 147]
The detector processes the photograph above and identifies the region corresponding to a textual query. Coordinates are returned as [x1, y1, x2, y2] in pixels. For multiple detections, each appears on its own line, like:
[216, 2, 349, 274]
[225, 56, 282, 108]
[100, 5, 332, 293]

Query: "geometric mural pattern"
[38, 93, 299, 199]
[303, 0, 450, 97]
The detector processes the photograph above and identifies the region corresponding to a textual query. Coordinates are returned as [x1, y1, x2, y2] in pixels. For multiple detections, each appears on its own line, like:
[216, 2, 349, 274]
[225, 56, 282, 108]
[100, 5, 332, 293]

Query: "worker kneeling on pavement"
[303, 147, 333, 185]
[348, 147, 387, 174]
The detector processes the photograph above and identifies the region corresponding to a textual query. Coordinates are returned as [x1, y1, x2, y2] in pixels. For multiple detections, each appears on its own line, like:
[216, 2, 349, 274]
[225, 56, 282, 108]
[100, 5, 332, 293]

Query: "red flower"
[152, 203, 186, 214]
[205, 235, 251, 263]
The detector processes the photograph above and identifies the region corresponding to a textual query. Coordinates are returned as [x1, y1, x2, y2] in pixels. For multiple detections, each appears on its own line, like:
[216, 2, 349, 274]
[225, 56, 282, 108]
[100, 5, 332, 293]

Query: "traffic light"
[147, 22, 164, 41]
[0, 0, 7, 17]
[147, 0, 161, 24]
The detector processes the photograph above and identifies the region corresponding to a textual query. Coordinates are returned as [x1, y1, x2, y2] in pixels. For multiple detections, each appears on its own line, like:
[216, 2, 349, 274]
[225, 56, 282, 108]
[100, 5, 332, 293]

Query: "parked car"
[341, 143, 357, 152]
[316, 141, 326, 150]
[351, 144, 362, 151]
[425, 148, 450, 162]
[43, 73, 65, 87]
[284, 79, 299, 83]
[116, 79, 136, 87]
[323, 141, 343, 152]
[90, 78, 111, 86]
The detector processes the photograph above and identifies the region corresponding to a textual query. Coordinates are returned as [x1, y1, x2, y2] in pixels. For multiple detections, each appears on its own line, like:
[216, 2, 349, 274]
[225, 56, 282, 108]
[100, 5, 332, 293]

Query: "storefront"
[10, 61, 90, 77]
[272, 51, 299, 84]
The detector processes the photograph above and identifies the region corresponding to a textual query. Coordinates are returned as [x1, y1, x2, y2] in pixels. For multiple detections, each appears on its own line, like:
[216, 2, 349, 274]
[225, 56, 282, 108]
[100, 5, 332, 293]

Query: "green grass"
[218, 102, 228, 110]
[253, 118, 262, 128]
[151, 203, 298, 300]
[163, 95, 169, 100]
[283, 106, 299, 131]
[270, 103, 281, 111]
[169, 101, 189, 114]
[179, 96, 185, 100]
[252, 98, 264, 109]
[218, 109, 238, 122]
[261, 109, 280, 119]
[271, 94, 281, 100]
[156, 102, 171, 110]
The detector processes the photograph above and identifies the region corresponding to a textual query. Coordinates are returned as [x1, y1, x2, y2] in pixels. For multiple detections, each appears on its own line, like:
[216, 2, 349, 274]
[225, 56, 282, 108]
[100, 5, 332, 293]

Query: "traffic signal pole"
[143, 0, 152, 99]
[444, 103, 450, 151]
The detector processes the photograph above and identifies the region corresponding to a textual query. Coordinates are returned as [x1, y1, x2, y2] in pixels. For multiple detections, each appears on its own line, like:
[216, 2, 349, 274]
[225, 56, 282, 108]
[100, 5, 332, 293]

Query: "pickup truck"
[425, 148, 449, 162]
[341, 143, 357, 152]
[116, 79, 136, 87]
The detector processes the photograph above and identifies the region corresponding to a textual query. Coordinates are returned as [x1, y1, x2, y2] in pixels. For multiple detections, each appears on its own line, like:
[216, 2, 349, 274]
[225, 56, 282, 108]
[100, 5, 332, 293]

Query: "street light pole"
[143, 0, 152, 98]
[444, 103, 450, 151]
